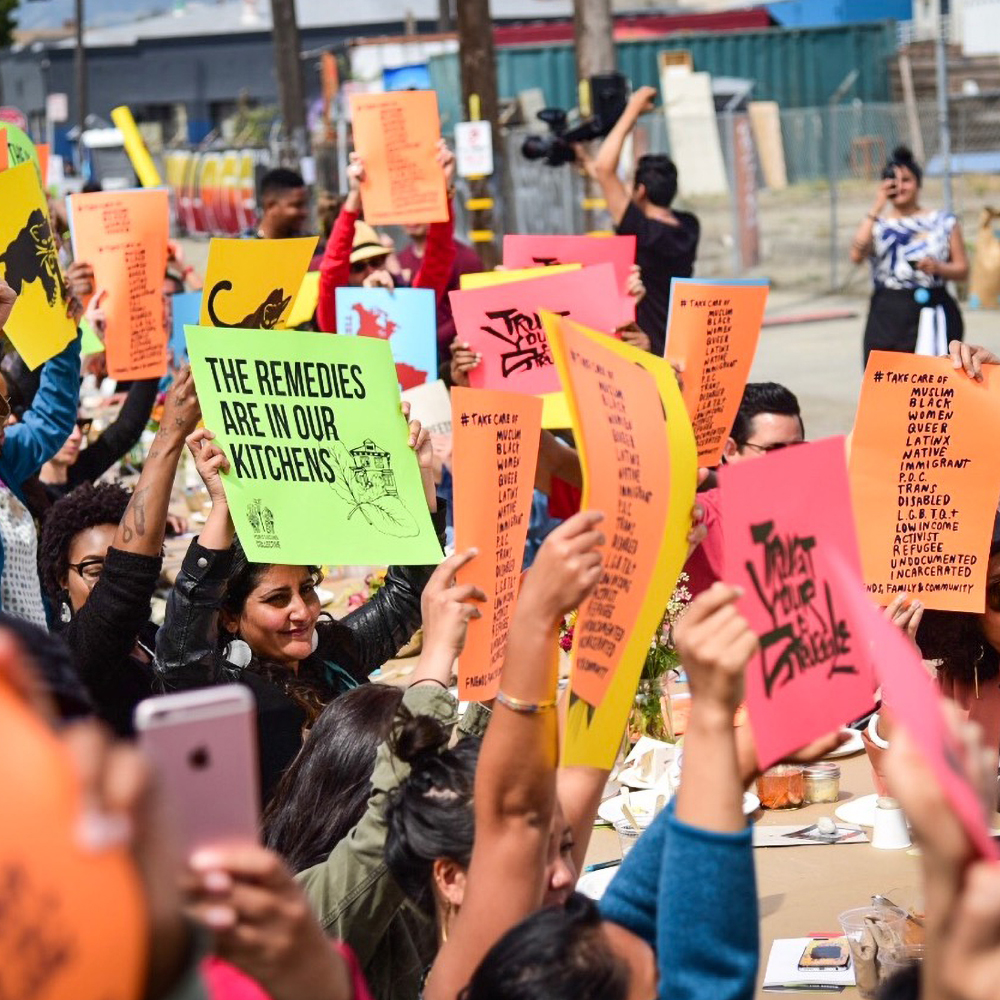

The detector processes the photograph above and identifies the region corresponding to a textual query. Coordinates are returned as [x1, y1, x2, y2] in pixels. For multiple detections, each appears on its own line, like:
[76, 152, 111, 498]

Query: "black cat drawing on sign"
[0, 207, 68, 308]
[206, 280, 291, 329]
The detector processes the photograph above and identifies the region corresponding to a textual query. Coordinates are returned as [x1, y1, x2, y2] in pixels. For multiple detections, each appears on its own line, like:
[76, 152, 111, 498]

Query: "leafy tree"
[0, 0, 18, 50]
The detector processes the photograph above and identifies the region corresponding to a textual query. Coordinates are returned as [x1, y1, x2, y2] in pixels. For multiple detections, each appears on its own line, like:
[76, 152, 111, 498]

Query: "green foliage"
[0, 0, 19, 49]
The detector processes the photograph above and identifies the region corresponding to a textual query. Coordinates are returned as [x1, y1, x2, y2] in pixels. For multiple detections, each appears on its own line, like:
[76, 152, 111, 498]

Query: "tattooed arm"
[116, 368, 202, 554]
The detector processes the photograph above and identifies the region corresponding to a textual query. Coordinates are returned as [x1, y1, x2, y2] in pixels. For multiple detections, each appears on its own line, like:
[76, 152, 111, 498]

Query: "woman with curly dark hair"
[154, 406, 446, 801]
[37, 370, 202, 734]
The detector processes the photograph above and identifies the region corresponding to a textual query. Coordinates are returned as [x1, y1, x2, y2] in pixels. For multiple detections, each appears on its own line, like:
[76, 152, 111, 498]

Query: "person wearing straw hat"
[316, 142, 457, 333]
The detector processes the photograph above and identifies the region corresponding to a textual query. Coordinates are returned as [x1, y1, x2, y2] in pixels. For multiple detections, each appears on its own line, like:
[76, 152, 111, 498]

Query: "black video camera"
[521, 72, 629, 167]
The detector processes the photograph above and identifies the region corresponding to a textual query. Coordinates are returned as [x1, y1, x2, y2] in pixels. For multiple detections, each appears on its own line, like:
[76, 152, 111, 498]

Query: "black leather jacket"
[153, 506, 445, 797]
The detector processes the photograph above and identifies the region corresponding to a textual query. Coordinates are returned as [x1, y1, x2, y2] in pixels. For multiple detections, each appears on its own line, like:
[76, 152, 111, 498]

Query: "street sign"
[454, 120, 494, 178]
[46, 93, 69, 123]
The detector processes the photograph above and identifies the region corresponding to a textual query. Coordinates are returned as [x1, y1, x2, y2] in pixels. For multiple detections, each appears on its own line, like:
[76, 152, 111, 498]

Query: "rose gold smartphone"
[134, 685, 260, 854]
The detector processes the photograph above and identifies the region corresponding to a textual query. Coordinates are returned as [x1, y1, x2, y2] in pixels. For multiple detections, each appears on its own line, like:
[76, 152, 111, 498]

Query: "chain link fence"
[496, 99, 1000, 294]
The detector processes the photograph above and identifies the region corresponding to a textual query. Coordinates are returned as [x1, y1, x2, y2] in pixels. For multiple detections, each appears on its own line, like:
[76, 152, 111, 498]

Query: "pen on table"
[583, 859, 623, 874]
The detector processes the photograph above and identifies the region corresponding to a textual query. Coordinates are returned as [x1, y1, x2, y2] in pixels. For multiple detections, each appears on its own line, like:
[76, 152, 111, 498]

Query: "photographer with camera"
[850, 144, 967, 367]
[578, 84, 700, 356]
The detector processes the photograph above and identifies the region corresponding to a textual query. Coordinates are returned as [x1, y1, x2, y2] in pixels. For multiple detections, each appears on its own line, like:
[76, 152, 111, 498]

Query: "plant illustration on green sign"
[330, 437, 419, 537]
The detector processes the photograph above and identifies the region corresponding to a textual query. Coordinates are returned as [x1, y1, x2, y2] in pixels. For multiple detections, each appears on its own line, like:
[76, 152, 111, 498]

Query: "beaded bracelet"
[496, 690, 558, 714]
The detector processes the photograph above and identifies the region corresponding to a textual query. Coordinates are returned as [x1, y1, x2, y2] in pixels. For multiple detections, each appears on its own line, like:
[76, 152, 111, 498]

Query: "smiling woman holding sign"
[154, 407, 445, 800]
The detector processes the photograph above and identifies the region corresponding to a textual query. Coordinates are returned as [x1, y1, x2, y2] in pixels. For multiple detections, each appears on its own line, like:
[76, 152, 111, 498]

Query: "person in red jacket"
[316, 142, 457, 333]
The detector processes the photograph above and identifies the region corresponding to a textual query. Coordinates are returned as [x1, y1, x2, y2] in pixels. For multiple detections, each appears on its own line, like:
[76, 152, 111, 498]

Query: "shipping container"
[429, 21, 897, 130]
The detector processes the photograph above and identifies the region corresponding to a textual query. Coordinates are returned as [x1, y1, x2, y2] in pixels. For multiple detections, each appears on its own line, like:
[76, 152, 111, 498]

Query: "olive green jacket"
[297, 684, 490, 1000]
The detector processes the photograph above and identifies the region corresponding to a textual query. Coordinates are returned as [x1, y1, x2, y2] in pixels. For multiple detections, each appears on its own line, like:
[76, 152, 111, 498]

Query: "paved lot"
[750, 290, 1000, 439]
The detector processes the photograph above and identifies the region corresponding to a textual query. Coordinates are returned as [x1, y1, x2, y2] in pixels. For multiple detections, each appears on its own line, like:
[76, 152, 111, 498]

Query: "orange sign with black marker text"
[68, 188, 170, 378]
[349, 90, 448, 225]
[546, 314, 673, 709]
[452, 387, 542, 699]
[849, 352, 1000, 612]
[0, 679, 147, 1000]
[664, 278, 769, 465]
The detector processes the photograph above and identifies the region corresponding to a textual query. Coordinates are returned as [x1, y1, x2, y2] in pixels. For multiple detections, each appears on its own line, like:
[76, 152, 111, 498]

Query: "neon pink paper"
[720, 437, 876, 768]
[448, 263, 621, 396]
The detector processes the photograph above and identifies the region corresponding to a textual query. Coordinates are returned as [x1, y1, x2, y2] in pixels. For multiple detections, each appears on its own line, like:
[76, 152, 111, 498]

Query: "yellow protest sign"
[286, 270, 320, 328]
[545, 312, 697, 768]
[110, 105, 162, 188]
[459, 263, 581, 290]
[200, 237, 319, 330]
[0, 163, 77, 369]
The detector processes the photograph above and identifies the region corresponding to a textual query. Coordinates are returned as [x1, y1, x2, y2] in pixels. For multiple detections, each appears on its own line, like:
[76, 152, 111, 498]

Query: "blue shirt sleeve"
[658, 804, 758, 1000]
[2, 330, 81, 485]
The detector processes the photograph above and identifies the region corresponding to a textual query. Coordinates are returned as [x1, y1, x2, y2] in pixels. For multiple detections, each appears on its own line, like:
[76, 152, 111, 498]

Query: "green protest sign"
[2, 124, 40, 172]
[185, 325, 444, 566]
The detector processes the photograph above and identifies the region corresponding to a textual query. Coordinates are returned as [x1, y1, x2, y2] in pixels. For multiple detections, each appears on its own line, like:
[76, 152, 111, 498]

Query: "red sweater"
[316, 202, 457, 333]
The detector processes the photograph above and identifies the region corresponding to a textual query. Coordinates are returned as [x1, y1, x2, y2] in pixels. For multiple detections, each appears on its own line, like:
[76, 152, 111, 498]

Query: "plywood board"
[748, 100, 788, 191]
[660, 70, 728, 197]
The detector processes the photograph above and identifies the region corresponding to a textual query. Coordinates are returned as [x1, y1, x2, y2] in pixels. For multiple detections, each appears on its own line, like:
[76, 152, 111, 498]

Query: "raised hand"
[520, 510, 604, 624]
[883, 592, 923, 643]
[159, 365, 202, 443]
[673, 582, 758, 715]
[449, 340, 481, 387]
[950, 341, 999, 382]
[186, 428, 230, 507]
[0, 278, 16, 332]
[416, 549, 487, 684]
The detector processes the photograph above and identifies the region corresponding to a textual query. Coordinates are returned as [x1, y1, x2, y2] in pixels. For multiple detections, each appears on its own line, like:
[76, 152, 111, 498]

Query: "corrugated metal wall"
[429, 21, 897, 129]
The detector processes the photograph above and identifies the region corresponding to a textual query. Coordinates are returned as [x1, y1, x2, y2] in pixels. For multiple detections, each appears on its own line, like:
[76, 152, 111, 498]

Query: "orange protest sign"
[452, 387, 542, 699]
[349, 90, 448, 226]
[552, 318, 697, 767]
[68, 188, 170, 378]
[0, 679, 147, 1000]
[849, 352, 1000, 612]
[36, 142, 49, 186]
[664, 278, 769, 465]
[546, 313, 675, 710]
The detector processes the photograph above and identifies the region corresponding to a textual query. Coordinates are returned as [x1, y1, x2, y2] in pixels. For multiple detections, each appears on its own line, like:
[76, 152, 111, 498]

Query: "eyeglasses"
[988, 579, 1000, 613]
[741, 440, 806, 455]
[68, 557, 104, 586]
[349, 257, 385, 275]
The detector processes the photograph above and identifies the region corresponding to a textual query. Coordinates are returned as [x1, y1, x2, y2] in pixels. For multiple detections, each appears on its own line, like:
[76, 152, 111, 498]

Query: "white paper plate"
[598, 789, 661, 826]
[576, 865, 620, 901]
[835, 793, 880, 828]
[598, 789, 759, 825]
[824, 728, 866, 759]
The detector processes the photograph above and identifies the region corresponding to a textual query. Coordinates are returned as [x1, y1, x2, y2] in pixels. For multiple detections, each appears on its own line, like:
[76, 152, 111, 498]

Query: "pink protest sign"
[448, 263, 621, 396]
[828, 550, 999, 860]
[720, 437, 876, 768]
[502, 235, 637, 323]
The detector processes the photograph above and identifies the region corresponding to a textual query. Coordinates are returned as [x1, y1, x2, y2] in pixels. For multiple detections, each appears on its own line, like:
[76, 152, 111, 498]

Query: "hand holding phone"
[134, 685, 260, 855]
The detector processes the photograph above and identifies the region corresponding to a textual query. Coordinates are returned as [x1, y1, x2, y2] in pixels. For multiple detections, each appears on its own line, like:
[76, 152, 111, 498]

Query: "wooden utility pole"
[75, 0, 88, 133]
[573, 0, 615, 233]
[456, 0, 500, 268]
[270, 0, 308, 162]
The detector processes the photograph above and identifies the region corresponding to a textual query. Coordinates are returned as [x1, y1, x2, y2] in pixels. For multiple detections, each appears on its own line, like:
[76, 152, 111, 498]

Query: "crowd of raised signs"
[3, 84, 1000, 1000]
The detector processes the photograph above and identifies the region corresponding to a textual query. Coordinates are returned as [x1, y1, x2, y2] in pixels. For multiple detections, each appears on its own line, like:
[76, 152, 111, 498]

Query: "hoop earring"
[975, 644, 985, 700]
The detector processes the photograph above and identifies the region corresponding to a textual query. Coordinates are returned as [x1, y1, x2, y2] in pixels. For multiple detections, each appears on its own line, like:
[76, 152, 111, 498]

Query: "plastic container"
[838, 906, 907, 999]
[756, 764, 805, 809]
[613, 818, 641, 858]
[804, 762, 841, 804]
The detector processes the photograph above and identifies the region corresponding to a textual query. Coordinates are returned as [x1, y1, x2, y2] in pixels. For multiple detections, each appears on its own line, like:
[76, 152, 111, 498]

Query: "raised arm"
[317, 154, 364, 333]
[424, 510, 604, 1000]
[413, 142, 458, 303]
[153, 427, 234, 690]
[588, 86, 657, 225]
[69, 376, 160, 488]
[2, 280, 82, 484]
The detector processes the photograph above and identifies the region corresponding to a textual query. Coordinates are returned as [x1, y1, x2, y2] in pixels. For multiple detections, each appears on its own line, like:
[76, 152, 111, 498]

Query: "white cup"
[871, 796, 911, 850]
